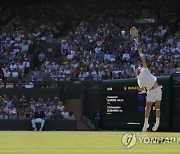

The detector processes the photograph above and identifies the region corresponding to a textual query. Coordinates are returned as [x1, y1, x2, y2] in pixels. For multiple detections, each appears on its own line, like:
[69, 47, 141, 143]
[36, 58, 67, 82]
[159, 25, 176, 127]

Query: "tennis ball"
[121, 30, 125, 35]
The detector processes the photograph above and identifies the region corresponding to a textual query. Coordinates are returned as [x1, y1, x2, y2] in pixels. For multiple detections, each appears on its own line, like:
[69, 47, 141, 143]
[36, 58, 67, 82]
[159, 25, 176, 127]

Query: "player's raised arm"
[138, 48, 148, 68]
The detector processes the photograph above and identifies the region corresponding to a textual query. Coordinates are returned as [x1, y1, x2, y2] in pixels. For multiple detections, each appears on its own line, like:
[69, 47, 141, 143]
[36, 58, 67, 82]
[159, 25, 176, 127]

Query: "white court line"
[0, 145, 180, 148]
[0, 145, 121, 148]
[0, 146, 180, 152]
[0, 149, 180, 152]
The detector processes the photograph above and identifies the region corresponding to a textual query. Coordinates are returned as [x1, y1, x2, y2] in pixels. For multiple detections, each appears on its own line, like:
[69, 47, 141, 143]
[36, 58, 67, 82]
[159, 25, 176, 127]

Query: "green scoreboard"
[102, 76, 172, 131]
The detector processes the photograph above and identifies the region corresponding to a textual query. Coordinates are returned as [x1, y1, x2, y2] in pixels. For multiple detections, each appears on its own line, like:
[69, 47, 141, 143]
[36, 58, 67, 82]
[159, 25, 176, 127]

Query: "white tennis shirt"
[137, 68, 156, 90]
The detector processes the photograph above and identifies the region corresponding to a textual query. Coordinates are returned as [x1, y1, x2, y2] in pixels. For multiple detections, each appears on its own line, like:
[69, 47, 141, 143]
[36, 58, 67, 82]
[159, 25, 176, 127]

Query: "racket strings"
[130, 27, 139, 44]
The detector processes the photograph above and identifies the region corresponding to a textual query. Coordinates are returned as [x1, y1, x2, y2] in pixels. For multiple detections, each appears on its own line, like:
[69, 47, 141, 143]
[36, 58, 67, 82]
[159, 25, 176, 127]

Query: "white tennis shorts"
[146, 86, 162, 102]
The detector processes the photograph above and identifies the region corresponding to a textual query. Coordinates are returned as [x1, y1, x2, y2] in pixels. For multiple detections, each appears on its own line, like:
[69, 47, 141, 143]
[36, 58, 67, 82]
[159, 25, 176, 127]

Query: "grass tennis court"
[0, 131, 179, 154]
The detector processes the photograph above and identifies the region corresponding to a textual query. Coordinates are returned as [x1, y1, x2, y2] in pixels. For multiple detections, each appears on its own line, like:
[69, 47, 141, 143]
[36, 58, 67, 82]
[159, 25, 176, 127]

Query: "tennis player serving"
[130, 27, 162, 132]
[137, 47, 162, 132]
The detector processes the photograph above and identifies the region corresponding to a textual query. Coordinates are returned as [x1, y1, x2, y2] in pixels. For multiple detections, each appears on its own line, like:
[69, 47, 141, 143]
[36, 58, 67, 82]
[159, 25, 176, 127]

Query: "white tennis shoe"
[152, 123, 159, 131]
[142, 124, 150, 132]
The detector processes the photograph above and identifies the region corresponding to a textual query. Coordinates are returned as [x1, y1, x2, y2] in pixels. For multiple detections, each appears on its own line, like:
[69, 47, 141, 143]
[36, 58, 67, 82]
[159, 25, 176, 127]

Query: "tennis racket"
[130, 27, 139, 45]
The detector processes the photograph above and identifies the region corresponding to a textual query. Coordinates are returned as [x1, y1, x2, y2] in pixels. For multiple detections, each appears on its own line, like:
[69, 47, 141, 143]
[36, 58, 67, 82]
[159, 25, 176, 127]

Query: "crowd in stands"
[29, 0, 180, 82]
[0, 0, 179, 84]
[0, 1, 83, 86]
[0, 0, 179, 126]
[0, 94, 75, 120]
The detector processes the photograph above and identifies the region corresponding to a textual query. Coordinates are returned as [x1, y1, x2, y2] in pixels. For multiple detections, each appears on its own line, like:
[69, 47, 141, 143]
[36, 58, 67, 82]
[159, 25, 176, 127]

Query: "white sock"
[152, 118, 160, 131]
[156, 118, 160, 124]
[144, 118, 149, 125]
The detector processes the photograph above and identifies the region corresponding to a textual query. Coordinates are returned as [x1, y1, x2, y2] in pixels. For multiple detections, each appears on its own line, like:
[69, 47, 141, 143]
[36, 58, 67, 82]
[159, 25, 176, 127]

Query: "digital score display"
[106, 95, 124, 113]
[106, 86, 146, 115]
[102, 77, 170, 130]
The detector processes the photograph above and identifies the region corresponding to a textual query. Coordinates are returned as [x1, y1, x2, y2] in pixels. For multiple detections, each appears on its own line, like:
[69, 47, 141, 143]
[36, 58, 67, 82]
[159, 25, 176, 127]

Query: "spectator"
[25, 107, 32, 120]
[11, 95, 20, 108]
[38, 52, 46, 62]
[15, 80, 24, 88]
[24, 81, 34, 88]
[5, 81, 14, 88]
[31, 106, 45, 131]
[30, 100, 36, 112]
[53, 108, 63, 119]
[3, 68, 11, 80]
[11, 69, 19, 79]
[21, 41, 29, 53]
[0, 105, 9, 119]
[61, 39, 68, 55]
[22, 58, 30, 74]
[56, 101, 65, 112]
[61, 108, 69, 120]
[122, 51, 131, 61]
[2, 103, 9, 119]
[9, 62, 17, 71]
[19, 95, 29, 108]
[45, 108, 53, 119]
[48, 101, 56, 112]
[44, 98, 51, 107]
[9, 105, 17, 119]
[17, 108, 26, 119]
[68, 111, 75, 120]
[94, 109, 101, 130]
[0, 79, 5, 88]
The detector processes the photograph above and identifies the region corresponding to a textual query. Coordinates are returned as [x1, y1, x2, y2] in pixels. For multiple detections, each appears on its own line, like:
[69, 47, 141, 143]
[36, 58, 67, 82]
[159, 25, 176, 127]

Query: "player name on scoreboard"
[106, 96, 124, 102]
[106, 96, 124, 114]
